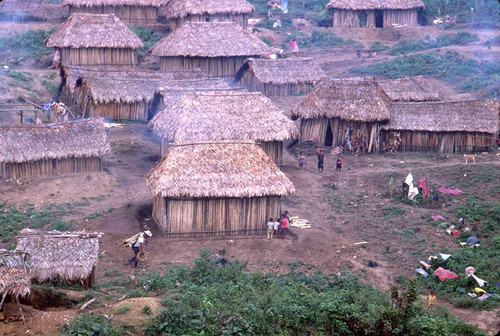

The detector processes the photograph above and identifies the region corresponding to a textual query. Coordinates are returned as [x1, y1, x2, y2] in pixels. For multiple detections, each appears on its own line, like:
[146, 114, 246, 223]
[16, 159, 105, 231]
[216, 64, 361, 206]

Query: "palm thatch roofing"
[63, 66, 230, 104]
[16, 230, 103, 284]
[160, 0, 254, 19]
[378, 77, 440, 102]
[62, 0, 169, 7]
[0, 251, 31, 298]
[384, 100, 499, 133]
[146, 141, 295, 198]
[236, 58, 327, 85]
[0, 118, 110, 164]
[326, 0, 424, 10]
[291, 79, 390, 122]
[149, 22, 273, 57]
[149, 91, 298, 142]
[45, 13, 143, 49]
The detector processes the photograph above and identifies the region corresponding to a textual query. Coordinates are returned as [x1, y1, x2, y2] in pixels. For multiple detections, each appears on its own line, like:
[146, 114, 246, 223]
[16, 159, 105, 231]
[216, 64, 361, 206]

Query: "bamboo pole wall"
[384, 9, 418, 27]
[154, 196, 280, 238]
[384, 131, 495, 153]
[167, 13, 249, 30]
[239, 72, 314, 97]
[61, 48, 138, 67]
[69, 5, 160, 24]
[1, 157, 102, 180]
[258, 141, 283, 166]
[332, 9, 360, 27]
[160, 56, 249, 78]
[91, 101, 148, 121]
[332, 9, 418, 27]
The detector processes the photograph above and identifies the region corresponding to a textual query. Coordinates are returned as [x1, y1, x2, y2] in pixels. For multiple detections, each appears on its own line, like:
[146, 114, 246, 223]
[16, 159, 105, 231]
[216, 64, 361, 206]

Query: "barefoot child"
[298, 151, 306, 170]
[428, 291, 436, 309]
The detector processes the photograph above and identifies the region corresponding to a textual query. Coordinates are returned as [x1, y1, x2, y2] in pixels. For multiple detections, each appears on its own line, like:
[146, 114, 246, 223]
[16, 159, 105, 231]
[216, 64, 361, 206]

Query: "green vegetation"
[7, 71, 33, 82]
[351, 51, 479, 82]
[460, 61, 500, 97]
[369, 41, 390, 52]
[249, 0, 331, 27]
[60, 313, 133, 336]
[389, 32, 479, 55]
[301, 30, 362, 48]
[42, 79, 59, 96]
[421, 0, 500, 25]
[129, 26, 164, 58]
[382, 206, 407, 218]
[0, 28, 55, 63]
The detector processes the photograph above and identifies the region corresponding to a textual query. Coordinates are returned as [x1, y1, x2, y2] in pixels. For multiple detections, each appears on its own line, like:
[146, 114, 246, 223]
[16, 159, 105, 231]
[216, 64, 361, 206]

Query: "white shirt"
[133, 234, 145, 247]
[273, 221, 280, 230]
[267, 221, 275, 230]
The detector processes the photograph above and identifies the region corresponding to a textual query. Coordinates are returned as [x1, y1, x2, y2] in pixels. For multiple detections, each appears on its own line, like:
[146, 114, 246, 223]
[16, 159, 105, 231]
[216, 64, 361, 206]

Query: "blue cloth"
[415, 268, 428, 277]
[466, 236, 480, 245]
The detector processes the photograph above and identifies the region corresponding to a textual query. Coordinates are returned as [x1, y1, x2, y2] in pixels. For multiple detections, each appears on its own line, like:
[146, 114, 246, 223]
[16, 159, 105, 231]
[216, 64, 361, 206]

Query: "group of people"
[266, 211, 292, 240]
[297, 149, 343, 173]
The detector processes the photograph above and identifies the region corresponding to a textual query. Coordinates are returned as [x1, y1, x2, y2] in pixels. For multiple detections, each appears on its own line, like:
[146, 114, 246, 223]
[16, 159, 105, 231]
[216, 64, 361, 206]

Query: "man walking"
[126, 229, 152, 268]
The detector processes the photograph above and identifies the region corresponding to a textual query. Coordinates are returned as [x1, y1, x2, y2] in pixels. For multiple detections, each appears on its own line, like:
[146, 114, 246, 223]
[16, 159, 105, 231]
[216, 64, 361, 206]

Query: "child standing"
[298, 151, 306, 170]
[336, 156, 343, 172]
[279, 215, 289, 239]
[315, 148, 324, 173]
[428, 291, 436, 310]
[267, 218, 275, 239]
[273, 219, 280, 237]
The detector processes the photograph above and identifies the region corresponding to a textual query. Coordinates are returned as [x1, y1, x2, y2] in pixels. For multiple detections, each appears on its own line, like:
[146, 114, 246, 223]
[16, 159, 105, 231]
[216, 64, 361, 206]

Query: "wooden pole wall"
[61, 48, 138, 67]
[160, 56, 251, 78]
[69, 5, 160, 24]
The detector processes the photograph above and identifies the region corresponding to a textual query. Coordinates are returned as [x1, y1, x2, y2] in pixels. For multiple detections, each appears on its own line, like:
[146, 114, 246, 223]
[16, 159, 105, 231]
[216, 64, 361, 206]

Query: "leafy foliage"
[60, 313, 132, 336]
[0, 28, 55, 63]
[128, 26, 164, 57]
[300, 30, 362, 48]
[389, 32, 479, 55]
[421, 0, 500, 25]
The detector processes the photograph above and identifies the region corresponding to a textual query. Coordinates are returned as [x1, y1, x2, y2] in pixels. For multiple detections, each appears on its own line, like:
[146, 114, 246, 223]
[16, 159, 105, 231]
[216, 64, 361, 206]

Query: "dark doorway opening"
[325, 122, 333, 147]
[375, 10, 383, 28]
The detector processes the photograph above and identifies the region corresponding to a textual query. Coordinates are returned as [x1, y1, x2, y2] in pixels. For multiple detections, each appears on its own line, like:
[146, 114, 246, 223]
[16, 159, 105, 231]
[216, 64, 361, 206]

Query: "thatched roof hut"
[45, 13, 143, 66]
[380, 100, 499, 153]
[150, 22, 273, 77]
[0, 118, 110, 180]
[149, 91, 298, 164]
[146, 141, 295, 238]
[61, 66, 231, 121]
[235, 58, 327, 97]
[160, 0, 255, 29]
[0, 251, 31, 299]
[17, 230, 103, 288]
[62, 0, 169, 25]
[291, 79, 390, 152]
[378, 76, 441, 102]
[326, 0, 424, 27]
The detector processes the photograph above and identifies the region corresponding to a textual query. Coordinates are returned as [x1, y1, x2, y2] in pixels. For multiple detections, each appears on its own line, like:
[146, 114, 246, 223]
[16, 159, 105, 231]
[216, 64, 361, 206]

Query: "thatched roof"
[0, 251, 31, 298]
[149, 22, 272, 57]
[62, 0, 169, 8]
[236, 58, 327, 85]
[160, 0, 254, 19]
[45, 13, 143, 49]
[16, 230, 102, 284]
[63, 66, 230, 104]
[384, 100, 499, 134]
[327, 0, 424, 10]
[291, 79, 390, 122]
[149, 91, 298, 142]
[0, 118, 110, 164]
[146, 141, 295, 198]
[378, 77, 440, 102]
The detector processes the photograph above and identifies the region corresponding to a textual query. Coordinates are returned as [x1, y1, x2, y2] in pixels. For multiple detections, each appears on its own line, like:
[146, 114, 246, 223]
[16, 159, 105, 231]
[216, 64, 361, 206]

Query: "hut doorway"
[375, 10, 383, 28]
[325, 122, 333, 147]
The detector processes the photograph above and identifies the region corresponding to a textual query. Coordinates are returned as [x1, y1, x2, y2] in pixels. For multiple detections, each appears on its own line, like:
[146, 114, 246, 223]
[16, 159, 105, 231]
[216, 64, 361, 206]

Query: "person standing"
[315, 148, 324, 173]
[273, 218, 280, 237]
[336, 156, 343, 172]
[128, 229, 152, 268]
[427, 291, 436, 310]
[297, 151, 306, 170]
[267, 218, 275, 239]
[279, 215, 288, 239]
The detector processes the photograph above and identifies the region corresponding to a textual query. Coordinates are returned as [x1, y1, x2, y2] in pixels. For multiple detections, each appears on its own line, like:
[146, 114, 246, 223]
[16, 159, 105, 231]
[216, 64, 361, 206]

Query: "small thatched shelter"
[291, 79, 390, 152]
[0, 118, 109, 180]
[146, 141, 295, 238]
[60, 66, 231, 121]
[378, 76, 441, 102]
[381, 100, 500, 153]
[326, 0, 424, 28]
[149, 91, 299, 165]
[17, 230, 102, 289]
[62, 0, 169, 25]
[159, 0, 255, 30]
[149, 22, 273, 78]
[235, 58, 327, 97]
[45, 13, 143, 67]
[0, 251, 31, 303]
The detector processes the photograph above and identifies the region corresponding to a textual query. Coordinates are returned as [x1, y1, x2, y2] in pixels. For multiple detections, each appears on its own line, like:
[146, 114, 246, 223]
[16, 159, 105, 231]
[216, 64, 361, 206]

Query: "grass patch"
[7, 71, 33, 82]
[84, 208, 115, 221]
[382, 206, 407, 218]
[389, 32, 479, 55]
[0, 28, 55, 63]
[41, 79, 59, 96]
[60, 313, 133, 336]
[301, 30, 362, 48]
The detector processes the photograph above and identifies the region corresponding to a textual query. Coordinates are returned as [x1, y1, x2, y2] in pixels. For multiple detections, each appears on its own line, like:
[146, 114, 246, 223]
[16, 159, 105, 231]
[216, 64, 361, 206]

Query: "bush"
[389, 32, 479, 55]
[128, 26, 163, 57]
[0, 28, 55, 63]
[60, 313, 132, 336]
[421, 0, 500, 25]
[301, 30, 362, 48]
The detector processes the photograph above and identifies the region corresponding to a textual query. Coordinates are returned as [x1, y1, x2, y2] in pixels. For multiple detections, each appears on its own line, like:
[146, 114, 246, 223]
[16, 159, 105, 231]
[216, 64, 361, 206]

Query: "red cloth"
[417, 177, 430, 197]
[452, 230, 460, 237]
[280, 218, 288, 229]
[419, 261, 431, 269]
[437, 187, 464, 195]
[434, 267, 459, 282]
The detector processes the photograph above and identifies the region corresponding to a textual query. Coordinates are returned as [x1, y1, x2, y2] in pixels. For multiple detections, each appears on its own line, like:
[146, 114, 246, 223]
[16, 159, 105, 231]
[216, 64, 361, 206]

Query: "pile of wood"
[289, 216, 311, 229]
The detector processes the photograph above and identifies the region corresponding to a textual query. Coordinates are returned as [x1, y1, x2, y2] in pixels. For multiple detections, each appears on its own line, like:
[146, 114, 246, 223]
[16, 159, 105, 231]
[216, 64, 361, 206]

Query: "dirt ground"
[1, 124, 499, 335]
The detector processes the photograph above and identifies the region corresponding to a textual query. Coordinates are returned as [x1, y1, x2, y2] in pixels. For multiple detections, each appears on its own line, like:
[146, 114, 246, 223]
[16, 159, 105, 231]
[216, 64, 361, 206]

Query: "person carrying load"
[123, 228, 152, 268]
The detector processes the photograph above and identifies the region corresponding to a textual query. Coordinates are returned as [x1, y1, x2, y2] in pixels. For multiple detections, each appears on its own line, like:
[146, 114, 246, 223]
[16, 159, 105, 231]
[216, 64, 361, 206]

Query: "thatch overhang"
[236, 58, 327, 85]
[326, 0, 424, 10]
[0, 118, 110, 164]
[291, 79, 390, 122]
[0, 251, 31, 298]
[62, 0, 169, 7]
[16, 230, 103, 284]
[149, 91, 299, 142]
[384, 100, 500, 134]
[63, 66, 225, 104]
[149, 22, 273, 57]
[146, 141, 295, 198]
[45, 13, 143, 49]
[160, 0, 254, 19]
[378, 76, 440, 102]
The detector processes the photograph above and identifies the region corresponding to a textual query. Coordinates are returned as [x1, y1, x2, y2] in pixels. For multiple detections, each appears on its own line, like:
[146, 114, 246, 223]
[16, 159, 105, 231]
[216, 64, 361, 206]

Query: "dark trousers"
[129, 246, 140, 266]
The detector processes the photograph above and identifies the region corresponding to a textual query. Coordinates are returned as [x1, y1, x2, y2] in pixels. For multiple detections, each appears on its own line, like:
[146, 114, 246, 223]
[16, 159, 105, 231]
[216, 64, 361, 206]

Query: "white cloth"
[405, 173, 413, 185]
[471, 274, 488, 287]
[438, 253, 451, 261]
[267, 221, 275, 230]
[273, 221, 280, 230]
[408, 183, 419, 200]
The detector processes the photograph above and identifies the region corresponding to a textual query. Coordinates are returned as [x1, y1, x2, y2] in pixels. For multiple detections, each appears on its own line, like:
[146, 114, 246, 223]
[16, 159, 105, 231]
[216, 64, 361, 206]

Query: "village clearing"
[0, 1, 499, 335]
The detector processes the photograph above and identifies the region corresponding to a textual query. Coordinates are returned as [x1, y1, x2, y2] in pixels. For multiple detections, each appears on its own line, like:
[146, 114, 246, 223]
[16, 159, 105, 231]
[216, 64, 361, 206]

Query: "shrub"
[60, 313, 132, 336]
[389, 32, 479, 55]
[0, 28, 55, 63]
